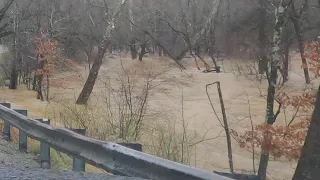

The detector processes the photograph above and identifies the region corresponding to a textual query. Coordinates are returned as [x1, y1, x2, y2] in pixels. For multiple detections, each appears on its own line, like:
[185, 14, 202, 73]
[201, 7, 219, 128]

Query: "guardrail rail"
[0, 103, 233, 180]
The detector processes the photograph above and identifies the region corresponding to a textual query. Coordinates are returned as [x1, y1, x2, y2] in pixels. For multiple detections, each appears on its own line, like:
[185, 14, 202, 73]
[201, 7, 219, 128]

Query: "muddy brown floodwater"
[0, 52, 316, 180]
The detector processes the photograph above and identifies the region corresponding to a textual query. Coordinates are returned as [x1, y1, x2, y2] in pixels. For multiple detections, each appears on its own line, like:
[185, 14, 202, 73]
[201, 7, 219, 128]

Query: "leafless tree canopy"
[0, 0, 318, 69]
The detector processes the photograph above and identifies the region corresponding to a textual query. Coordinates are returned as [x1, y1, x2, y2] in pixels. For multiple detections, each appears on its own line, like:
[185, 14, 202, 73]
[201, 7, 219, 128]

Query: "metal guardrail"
[0, 103, 233, 180]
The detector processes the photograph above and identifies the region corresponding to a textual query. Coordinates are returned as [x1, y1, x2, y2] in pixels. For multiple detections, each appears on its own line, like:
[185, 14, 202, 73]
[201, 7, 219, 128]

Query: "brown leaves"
[34, 32, 62, 76]
[230, 41, 319, 162]
[276, 92, 316, 111]
[231, 89, 315, 161]
[231, 90, 315, 160]
[232, 119, 310, 160]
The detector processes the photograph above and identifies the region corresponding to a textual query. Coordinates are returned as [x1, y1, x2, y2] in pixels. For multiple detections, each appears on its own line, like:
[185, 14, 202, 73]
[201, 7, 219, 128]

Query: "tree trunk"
[258, 54, 268, 75]
[281, 25, 292, 85]
[36, 74, 43, 101]
[283, 42, 290, 83]
[257, 1, 288, 179]
[9, 63, 18, 89]
[225, 0, 232, 56]
[46, 74, 49, 101]
[151, 44, 155, 54]
[291, 15, 310, 84]
[32, 72, 37, 90]
[208, 32, 220, 73]
[163, 49, 167, 57]
[209, 54, 221, 73]
[128, 0, 137, 60]
[76, 0, 128, 104]
[138, 43, 146, 61]
[32, 3, 40, 92]
[76, 46, 106, 105]
[204, 0, 222, 72]
[158, 46, 163, 56]
[258, 0, 268, 74]
[10, 2, 19, 90]
[130, 39, 137, 60]
[292, 85, 320, 180]
[108, 45, 113, 54]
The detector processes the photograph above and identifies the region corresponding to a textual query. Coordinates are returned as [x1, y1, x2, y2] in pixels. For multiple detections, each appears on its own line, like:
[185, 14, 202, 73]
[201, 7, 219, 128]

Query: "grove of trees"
[1, 0, 320, 179]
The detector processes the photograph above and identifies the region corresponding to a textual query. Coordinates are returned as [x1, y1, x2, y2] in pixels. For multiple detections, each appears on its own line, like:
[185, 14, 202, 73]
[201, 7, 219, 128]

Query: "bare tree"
[76, 0, 129, 105]
[281, 25, 293, 84]
[290, 0, 310, 84]
[0, 0, 17, 89]
[9, 1, 20, 90]
[128, 0, 137, 60]
[257, 0, 293, 179]
[0, 0, 14, 39]
[258, 0, 268, 75]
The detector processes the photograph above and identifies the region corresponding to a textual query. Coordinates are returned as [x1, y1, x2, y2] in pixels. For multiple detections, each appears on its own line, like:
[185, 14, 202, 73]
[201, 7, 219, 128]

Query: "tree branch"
[128, 18, 186, 70]
[0, 31, 14, 39]
[0, 0, 14, 22]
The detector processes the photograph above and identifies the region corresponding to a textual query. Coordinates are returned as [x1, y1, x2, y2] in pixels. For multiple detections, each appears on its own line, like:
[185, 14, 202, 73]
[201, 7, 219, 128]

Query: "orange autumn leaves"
[231, 92, 315, 160]
[277, 92, 316, 112]
[34, 34, 62, 76]
[33, 33, 82, 90]
[231, 121, 310, 160]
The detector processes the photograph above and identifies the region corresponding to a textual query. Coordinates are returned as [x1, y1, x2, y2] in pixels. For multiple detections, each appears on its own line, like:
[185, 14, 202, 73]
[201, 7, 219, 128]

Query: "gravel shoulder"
[0, 135, 144, 180]
[0, 164, 145, 180]
[0, 135, 40, 169]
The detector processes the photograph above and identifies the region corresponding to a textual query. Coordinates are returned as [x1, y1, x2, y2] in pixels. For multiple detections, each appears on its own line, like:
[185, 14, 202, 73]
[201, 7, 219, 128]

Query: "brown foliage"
[232, 118, 310, 160]
[232, 41, 320, 160]
[34, 33, 61, 76]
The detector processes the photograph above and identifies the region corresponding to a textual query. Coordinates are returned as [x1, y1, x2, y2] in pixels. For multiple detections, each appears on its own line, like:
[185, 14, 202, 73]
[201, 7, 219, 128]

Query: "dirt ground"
[0, 52, 317, 180]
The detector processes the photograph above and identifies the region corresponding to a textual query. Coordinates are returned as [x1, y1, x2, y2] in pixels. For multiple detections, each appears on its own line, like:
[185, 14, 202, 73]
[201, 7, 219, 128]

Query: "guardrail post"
[36, 119, 51, 169]
[14, 109, 28, 153]
[71, 128, 86, 172]
[118, 143, 142, 152]
[0, 103, 11, 141]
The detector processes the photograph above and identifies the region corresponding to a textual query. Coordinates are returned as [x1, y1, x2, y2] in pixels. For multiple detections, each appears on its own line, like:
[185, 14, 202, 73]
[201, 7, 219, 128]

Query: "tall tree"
[290, 0, 310, 84]
[9, 1, 19, 90]
[281, 26, 292, 83]
[257, 0, 292, 179]
[76, 0, 128, 105]
[0, 0, 14, 39]
[258, 0, 268, 74]
[0, 0, 16, 89]
[225, 0, 231, 57]
[128, 0, 137, 60]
